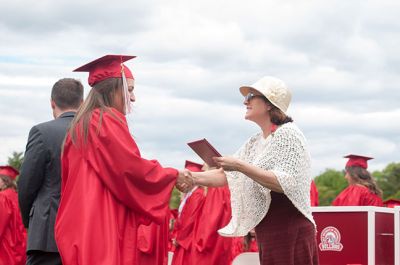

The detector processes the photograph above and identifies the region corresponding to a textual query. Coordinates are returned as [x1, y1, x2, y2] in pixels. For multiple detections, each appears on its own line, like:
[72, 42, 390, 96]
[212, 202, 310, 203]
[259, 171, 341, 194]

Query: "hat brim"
[239, 85, 288, 113]
[239, 86, 261, 96]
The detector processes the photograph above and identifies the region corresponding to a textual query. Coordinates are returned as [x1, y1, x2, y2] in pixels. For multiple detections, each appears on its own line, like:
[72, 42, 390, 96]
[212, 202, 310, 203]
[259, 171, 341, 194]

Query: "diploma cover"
[187, 138, 221, 167]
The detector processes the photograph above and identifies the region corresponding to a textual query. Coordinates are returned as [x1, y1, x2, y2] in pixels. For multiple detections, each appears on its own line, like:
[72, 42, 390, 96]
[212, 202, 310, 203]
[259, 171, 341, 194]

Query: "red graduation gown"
[0, 189, 27, 265]
[332, 184, 383, 206]
[310, 180, 319, 206]
[136, 216, 169, 265]
[231, 237, 245, 261]
[192, 186, 233, 265]
[171, 187, 206, 265]
[231, 235, 259, 262]
[168, 209, 178, 252]
[55, 108, 178, 265]
[248, 237, 258, 252]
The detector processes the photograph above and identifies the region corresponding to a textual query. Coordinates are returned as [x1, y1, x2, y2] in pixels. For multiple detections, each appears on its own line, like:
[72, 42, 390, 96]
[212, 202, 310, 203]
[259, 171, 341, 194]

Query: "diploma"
[187, 138, 221, 167]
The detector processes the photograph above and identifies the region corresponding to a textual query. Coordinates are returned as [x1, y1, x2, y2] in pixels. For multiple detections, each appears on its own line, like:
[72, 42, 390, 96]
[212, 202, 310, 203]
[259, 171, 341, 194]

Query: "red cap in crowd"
[184, 160, 203, 172]
[0, 166, 19, 180]
[74, 55, 136, 86]
[344, 154, 373, 169]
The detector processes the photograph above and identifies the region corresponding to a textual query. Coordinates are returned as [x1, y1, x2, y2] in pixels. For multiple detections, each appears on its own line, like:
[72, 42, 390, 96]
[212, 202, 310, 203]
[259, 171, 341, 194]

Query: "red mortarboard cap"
[344, 154, 373, 169]
[184, 160, 203, 172]
[0, 166, 19, 180]
[74, 55, 136, 86]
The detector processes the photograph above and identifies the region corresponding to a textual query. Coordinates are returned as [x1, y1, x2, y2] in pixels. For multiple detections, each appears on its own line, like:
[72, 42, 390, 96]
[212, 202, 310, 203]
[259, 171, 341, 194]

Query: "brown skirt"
[255, 192, 319, 265]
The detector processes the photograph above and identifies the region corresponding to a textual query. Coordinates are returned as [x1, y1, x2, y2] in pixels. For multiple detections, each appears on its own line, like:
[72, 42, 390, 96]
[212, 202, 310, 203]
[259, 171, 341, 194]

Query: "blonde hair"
[68, 78, 123, 145]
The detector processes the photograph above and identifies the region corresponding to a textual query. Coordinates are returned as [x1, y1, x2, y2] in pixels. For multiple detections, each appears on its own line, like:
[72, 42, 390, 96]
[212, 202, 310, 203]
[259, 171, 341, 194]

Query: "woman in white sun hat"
[190, 76, 319, 265]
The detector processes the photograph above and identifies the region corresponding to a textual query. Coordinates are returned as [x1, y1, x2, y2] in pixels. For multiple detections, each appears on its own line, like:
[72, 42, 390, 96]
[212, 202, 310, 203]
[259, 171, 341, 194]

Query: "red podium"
[312, 206, 395, 265]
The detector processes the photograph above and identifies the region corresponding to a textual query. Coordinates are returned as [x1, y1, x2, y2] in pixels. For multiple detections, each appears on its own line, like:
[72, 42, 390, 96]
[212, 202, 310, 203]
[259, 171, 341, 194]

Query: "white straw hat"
[239, 76, 292, 113]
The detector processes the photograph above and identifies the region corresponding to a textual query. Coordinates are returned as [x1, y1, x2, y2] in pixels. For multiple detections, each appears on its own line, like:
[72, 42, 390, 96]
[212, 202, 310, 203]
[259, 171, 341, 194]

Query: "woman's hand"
[213, 156, 243, 172]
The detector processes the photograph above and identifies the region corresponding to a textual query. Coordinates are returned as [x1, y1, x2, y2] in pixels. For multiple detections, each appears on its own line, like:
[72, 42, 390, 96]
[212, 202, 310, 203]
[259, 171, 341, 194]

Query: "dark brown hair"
[262, 97, 293, 125]
[346, 166, 382, 197]
[51, 78, 84, 110]
[0, 175, 17, 191]
[68, 78, 123, 145]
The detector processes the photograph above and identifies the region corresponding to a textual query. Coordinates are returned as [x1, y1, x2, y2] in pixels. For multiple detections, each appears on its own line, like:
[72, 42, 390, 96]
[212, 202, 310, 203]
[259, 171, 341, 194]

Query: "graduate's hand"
[176, 169, 194, 193]
[213, 156, 243, 171]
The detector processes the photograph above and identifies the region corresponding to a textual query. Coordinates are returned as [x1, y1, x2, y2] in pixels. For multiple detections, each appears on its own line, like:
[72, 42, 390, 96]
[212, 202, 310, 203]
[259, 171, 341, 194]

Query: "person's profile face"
[113, 78, 135, 115]
[127, 78, 135, 103]
[243, 89, 270, 122]
[0, 177, 5, 190]
[344, 171, 353, 184]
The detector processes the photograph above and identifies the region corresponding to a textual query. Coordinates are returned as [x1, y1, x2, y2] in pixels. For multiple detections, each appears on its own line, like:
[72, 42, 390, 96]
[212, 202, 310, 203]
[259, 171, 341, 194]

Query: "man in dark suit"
[18, 78, 84, 265]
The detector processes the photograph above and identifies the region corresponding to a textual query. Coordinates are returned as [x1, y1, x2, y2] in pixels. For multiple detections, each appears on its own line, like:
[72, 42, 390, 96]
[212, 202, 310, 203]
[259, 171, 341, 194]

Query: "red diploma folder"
[187, 138, 221, 167]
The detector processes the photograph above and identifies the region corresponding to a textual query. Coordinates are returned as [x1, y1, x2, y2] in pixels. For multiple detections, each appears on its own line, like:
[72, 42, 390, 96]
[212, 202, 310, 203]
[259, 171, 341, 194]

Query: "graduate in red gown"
[192, 178, 233, 264]
[0, 166, 27, 265]
[54, 55, 193, 265]
[383, 199, 400, 208]
[168, 209, 179, 252]
[171, 161, 207, 265]
[332, 154, 383, 206]
[231, 230, 259, 263]
[310, 180, 319, 206]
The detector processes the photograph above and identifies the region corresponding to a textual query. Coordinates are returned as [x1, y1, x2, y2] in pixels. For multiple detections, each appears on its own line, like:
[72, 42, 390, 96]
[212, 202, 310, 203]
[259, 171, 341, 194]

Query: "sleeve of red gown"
[194, 186, 231, 252]
[73, 109, 178, 224]
[175, 188, 206, 250]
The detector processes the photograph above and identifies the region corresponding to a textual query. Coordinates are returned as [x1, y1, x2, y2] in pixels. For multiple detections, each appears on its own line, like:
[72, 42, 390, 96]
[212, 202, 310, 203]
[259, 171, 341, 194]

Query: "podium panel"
[312, 206, 394, 265]
[395, 206, 400, 265]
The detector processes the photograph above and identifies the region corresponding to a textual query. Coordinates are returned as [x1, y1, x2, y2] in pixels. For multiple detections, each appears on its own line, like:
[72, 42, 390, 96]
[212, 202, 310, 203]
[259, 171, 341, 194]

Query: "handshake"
[175, 169, 196, 193]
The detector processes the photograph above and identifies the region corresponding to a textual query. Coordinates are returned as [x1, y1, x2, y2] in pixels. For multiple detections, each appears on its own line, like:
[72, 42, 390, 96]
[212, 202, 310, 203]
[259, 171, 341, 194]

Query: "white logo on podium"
[319, 226, 343, 251]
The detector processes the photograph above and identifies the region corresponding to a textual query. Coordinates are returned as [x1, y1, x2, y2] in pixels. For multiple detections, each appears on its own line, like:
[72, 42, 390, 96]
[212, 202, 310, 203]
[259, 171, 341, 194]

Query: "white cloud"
[0, 0, 399, 177]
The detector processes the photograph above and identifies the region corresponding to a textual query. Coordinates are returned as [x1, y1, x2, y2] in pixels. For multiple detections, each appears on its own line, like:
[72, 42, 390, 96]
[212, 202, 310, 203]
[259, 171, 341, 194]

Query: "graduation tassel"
[121, 63, 132, 114]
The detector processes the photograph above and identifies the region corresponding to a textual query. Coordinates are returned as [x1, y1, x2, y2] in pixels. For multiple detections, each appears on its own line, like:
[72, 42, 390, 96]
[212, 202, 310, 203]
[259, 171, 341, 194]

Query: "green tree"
[7, 151, 24, 170]
[314, 169, 347, 206]
[169, 187, 182, 209]
[374, 162, 400, 201]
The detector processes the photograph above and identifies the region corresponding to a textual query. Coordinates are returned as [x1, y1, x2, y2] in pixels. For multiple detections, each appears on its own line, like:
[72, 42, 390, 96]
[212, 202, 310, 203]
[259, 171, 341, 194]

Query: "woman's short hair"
[51, 78, 84, 110]
[262, 97, 293, 125]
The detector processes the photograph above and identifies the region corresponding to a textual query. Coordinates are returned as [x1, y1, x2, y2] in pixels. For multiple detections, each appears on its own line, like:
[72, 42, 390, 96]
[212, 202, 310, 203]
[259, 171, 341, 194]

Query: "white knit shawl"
[218, 122, 315, 237]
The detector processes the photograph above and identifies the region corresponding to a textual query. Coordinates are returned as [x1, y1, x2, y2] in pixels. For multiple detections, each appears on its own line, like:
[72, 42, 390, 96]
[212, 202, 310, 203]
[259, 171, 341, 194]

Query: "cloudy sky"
[1, 0, 399, 176]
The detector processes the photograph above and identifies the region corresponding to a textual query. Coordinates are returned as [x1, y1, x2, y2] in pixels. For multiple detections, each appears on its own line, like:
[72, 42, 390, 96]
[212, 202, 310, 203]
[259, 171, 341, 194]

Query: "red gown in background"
[192, 186, 233, 265]
[137, 215, 169, 265]
[168, 209, 179, 252]
[310, 180, 319, 206]
[332, 184, 383, 206]
[0, 189, 27, 265]
[231, 237, 245, 261]
[171, 187, 206, 265]
[231, 234, 259, 262]
[55, 108, 178, 265]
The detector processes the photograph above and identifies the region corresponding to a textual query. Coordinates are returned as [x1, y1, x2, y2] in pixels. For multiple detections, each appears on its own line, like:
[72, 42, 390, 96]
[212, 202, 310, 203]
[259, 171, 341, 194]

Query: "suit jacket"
[18, 111, 75, 252]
